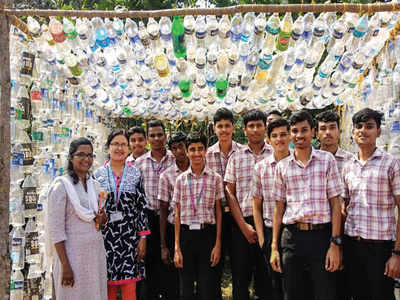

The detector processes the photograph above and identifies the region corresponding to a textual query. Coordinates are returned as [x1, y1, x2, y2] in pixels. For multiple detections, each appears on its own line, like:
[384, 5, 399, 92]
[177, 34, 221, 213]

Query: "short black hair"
[147, 119, 165, 135]
[315, 110, 340, 131]
[243, 109, 267, 126]
[168, 131, 187, 149]
[127, 126, 146, 140]
[352, 108, 383, 129]
[213, 108, 234, 124]
[186, 132, 208, 149]
[267, 110, 282, 118]
[267, 119, 290, 138]
[105, 129, 128, 149]
[288, 110, 314, 129]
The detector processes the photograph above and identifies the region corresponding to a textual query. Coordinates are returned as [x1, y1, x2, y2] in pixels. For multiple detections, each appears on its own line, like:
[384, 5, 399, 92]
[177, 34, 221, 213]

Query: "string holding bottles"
[19, 12, 400, 120]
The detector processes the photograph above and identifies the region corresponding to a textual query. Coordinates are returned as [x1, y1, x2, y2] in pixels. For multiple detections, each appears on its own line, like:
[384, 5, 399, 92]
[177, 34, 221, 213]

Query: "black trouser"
[138, 209, 162, 300]
[281, 226, 337, 300]
[215, 210, 233, 300]
[180, 224, 218, 300]
[231, 217, 270, 300]
[160, 222, 180, 300]
[263, 226, 284, 300]
[344, 235, 395, 300]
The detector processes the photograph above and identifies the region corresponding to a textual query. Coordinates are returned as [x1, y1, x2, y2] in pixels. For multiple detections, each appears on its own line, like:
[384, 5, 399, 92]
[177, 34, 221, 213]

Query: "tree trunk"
[0, 0, 12, 298]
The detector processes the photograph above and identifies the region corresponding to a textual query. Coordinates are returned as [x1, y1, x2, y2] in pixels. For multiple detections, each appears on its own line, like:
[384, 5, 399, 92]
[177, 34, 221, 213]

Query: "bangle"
[392, 249, 400, 256]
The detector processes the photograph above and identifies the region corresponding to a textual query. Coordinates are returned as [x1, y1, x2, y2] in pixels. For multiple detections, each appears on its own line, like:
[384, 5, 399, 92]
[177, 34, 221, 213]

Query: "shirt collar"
[353, 147, 384, 163]
[244, 142, 272, 155]
[145, 149, 173, 163]
[288, 147, 319, 165]
[186, 165, 212, 177]
[211, 141, 241, 155]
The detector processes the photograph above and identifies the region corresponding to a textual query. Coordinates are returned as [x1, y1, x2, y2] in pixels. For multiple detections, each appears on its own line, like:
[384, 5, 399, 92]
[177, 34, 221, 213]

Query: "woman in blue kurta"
[94, 129, 150, 300]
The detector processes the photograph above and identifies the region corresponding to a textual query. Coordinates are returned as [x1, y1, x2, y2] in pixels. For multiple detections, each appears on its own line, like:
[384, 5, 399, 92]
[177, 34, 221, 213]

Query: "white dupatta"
[44, 176, 99, 271]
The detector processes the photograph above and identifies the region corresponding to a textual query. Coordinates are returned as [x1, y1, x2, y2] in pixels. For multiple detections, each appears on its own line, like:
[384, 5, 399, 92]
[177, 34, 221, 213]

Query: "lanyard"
[106, 162, 128, 204]
[150, 158, 168, 176]
[188, 173, 207, 215]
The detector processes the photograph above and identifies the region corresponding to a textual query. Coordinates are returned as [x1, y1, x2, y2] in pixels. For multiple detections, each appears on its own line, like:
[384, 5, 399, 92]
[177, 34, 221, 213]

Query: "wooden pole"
[0, 3, 400, 18]
[0, 0, 12, 298]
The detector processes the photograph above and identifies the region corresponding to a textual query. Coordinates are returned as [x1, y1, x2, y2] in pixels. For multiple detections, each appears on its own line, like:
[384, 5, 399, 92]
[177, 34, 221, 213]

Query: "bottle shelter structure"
[1, 2, 400, 298]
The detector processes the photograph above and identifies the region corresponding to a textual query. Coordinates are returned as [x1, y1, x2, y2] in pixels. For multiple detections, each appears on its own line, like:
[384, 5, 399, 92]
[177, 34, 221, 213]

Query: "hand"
[325, 244, 341, 272]
[95, 209, 107, 226]
[61, 263, 74, 287]
[174, 249, 183, 268]
[137, 238, 146, 262]
[384, 254, 400, 278]
[242, 223, 258, 244]
[210, 244, 221, 267]
[270, 248, 282, 273]
[161, 246, 172, 266]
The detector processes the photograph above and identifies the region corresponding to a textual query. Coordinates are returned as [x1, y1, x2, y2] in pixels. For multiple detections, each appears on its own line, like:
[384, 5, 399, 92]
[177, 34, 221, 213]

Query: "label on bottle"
[266, 25, 280, 35]
[292, 30, 302, 41]
[32, 131, 43, 141]
[25, 232, 39, 256]
[68, 63, 82, 77]
[210, 28, 219, 37]
[12, 153, 24, 167]
[12, 237, 23, 248]
[20, 52, 35, 76]
[24, 187, 38, 211]
[65, 30, 78, 40]
[18, 96, 31, 120]
[14, 280, 24, 290]
[21, 144, 34, 166]
[52, 31, 66, 43]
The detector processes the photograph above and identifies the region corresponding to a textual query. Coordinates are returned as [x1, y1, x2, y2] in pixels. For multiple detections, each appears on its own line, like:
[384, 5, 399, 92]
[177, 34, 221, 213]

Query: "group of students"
[47, 106, 400, 300]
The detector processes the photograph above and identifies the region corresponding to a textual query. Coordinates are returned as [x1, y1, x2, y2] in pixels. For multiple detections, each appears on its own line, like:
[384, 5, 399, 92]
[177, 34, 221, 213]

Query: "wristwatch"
[330, 236, 343, 246]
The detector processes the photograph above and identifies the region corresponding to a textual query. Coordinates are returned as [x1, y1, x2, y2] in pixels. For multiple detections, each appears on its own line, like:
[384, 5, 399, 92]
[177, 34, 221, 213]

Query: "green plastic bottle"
[276, 12, 293, 52]
[178, 78, 191, 98]
[172, 16, 186, 58]
[216, 77, 228, 99]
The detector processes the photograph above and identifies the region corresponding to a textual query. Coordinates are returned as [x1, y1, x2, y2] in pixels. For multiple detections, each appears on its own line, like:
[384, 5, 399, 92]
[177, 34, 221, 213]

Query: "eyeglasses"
[74, 152, 95, 159]
[110, 142, 129, 148]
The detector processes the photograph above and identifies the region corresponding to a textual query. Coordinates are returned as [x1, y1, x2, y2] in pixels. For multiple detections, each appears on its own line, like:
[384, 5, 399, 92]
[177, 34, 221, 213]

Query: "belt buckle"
[298, 223, 310, 231]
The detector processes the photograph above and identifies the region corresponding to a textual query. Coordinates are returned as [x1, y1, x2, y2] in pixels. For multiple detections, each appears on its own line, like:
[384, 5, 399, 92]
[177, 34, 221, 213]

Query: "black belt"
[181, 223, 215, 230]
[286, 222, 331, 231]
[345, 235, 394, 244]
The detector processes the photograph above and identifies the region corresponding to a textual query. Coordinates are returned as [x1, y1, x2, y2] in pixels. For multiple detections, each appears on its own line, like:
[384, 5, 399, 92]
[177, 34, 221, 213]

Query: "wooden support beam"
[0, 0, 12, 298]
[0, 3, 400, 18]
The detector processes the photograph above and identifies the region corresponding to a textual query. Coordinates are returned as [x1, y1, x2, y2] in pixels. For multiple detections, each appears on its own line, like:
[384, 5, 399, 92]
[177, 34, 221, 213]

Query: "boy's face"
[171, 141, 187, 162]
[290, 120, 314, 150]
[269, 126, 291, 153]
[214, 119, 234, 144]
[186, 142, 207, 165]
[317, 121, 340, 148]
[129, 133, 147, 154]
[352, 119, 381, 147]
[147, 126, 167, 151]
[244, 120, 266, 145]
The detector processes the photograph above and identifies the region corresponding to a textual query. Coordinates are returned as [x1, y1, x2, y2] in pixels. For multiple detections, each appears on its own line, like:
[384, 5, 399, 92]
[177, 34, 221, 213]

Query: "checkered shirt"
[135, 150, 175, 211]
[172, 166, 224, 225]
[224, 143, 273, 218]
[250, 153, 284, 227]
[157, 164, 184, 224]
[342, 148, 400, 241]
[272, 148, 344, 225]
[206, 141, 244, 207]
[334, 148, 354, 175]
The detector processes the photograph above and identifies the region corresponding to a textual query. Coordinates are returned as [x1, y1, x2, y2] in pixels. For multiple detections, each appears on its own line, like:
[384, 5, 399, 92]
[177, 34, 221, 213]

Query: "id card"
[110, 211, 123, 223]
[189, 221, 201, 230]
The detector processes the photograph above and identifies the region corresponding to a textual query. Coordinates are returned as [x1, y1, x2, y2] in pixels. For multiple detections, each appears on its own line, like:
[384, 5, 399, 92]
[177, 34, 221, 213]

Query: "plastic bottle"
[125, 18, 140, 45]
[276, 12, 293, 52]
[49, 18, 66, 43]
[230, 13, 243, 45]
[10, 270, 24, 300]
[172, 16, 186, 59]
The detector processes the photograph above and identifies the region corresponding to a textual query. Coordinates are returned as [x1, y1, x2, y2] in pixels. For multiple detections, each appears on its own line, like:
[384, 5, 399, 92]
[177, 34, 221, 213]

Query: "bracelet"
[392, 249, 400, 256]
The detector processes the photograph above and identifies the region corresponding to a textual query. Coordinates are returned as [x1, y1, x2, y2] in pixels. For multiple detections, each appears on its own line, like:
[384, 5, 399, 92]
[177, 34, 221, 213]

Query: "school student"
[158, 132, 190, 299]
[251, 119, 291, 300]
[135, 120, 175, 300]
[206, 108, 243, 299]
[342, 108, 400, 300]
[126, 126, 147, 163]
[173, 132, 223, 300]
[225, 109, 273, 300]
[270, 110, 343, 300]
[315, 109, 353, 300]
